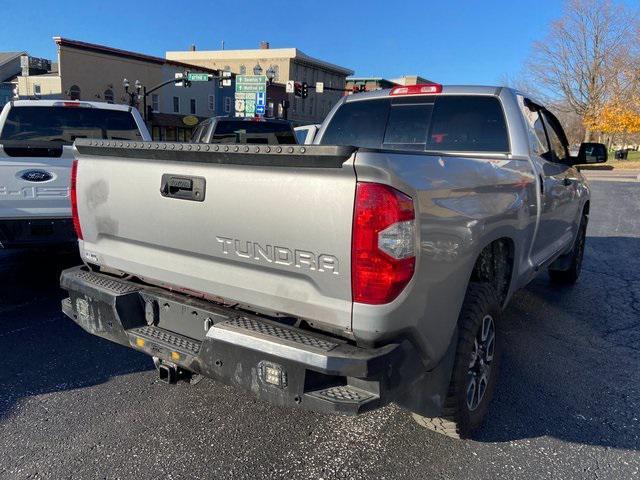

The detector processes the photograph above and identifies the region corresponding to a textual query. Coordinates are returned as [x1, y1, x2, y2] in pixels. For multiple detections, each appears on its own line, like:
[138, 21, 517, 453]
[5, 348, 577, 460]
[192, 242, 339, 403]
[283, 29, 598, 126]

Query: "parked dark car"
[190, 117, 297, 145]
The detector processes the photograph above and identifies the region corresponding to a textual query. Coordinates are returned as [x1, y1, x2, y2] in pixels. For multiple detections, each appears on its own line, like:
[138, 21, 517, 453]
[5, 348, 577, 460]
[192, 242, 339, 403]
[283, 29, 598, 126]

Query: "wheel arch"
[469, 237, 516, 308]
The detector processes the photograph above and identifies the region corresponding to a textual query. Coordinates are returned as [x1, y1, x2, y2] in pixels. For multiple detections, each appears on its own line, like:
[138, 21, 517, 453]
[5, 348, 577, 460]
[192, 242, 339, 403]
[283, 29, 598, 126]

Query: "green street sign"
[187, 73, 211, 82]
[236, 75, 267, 93]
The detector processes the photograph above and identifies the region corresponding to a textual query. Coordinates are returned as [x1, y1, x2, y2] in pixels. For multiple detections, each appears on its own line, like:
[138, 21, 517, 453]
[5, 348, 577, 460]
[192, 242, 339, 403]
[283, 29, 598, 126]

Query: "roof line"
[53, 37, 221, 74]
[166, 47, 354, 75]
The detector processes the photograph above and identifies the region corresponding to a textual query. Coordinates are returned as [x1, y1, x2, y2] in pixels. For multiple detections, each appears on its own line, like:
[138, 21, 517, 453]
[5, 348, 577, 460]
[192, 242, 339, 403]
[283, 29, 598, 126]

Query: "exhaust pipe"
[158, 363, 177, 384]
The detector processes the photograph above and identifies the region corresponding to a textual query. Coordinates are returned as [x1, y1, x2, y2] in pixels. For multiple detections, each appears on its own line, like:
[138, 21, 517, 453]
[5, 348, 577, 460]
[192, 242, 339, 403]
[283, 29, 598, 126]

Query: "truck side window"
[531, 114, 549, 156]
[518, 96, 550, 157]
[540, 110, 569, 162]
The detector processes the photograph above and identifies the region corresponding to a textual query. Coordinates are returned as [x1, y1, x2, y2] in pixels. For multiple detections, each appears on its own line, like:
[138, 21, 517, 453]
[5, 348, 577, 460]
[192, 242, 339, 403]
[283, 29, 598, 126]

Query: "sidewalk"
[581, 169, 640, 182]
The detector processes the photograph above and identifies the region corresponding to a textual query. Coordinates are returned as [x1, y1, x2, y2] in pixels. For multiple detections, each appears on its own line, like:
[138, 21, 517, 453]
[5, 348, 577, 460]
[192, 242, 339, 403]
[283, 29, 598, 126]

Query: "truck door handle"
[160, 174, 206, 202]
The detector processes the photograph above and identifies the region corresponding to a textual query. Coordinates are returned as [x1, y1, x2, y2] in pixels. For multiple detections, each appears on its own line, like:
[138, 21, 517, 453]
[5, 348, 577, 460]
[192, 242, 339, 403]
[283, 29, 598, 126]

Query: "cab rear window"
[320, 95, 509, 153]
[0, 106, 142, 144]
[210, 120, 296, 145]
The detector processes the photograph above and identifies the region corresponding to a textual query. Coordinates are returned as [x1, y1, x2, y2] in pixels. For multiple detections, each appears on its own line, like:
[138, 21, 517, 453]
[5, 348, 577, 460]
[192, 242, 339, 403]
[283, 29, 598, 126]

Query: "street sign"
[187, 73, 211, 82]
[222, 79, 232, 87]
[286, 80, 295, 93]
[235, 75, 267, 116]
[183, 115, 199, 126]
[245, 99, 256, 115]
[236, 75, 267, 93]
[222, 71, 232, 78]
[316, 82, 324, 93]
[256, 104, 265, 115]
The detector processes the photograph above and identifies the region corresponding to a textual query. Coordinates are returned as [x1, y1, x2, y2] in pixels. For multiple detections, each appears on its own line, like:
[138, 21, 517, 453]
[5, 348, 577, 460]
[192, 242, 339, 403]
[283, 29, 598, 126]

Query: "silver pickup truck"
[60, 84, 607, 439]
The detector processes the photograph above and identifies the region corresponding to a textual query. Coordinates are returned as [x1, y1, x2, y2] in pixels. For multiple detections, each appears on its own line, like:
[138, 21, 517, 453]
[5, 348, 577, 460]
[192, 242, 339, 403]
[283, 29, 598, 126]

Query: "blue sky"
[0, 0, 634, 84]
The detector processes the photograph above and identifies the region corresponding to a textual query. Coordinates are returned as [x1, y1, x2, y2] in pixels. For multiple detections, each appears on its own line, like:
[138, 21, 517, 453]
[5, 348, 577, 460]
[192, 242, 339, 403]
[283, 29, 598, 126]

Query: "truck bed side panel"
[352, 150, 537, 365]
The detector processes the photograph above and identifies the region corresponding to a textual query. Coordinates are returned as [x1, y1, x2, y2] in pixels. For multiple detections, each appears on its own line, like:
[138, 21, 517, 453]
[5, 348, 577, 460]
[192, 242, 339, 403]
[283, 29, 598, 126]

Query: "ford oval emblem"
[21, 170, 53, 182]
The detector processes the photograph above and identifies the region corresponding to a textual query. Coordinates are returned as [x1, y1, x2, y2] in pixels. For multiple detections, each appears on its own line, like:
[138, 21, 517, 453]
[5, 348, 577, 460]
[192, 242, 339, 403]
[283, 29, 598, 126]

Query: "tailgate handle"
[160, 174, 206, 202]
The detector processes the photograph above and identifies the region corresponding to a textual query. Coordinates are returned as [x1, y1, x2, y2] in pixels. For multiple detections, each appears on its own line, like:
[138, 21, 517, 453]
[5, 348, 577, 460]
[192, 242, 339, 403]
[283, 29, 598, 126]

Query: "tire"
[548, 214, 587, 284]
[412, 283, 502, 439]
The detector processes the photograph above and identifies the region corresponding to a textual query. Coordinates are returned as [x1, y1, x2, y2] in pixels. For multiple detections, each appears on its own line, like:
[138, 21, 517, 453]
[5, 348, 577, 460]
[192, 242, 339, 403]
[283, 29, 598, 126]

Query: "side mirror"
[574, 142, 608, 164]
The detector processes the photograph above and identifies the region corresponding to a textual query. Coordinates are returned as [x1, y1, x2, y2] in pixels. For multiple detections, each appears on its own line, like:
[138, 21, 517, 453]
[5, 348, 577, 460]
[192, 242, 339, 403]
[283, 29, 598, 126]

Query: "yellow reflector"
[135, 338, 145, 347]
[171, 351, 181, 361]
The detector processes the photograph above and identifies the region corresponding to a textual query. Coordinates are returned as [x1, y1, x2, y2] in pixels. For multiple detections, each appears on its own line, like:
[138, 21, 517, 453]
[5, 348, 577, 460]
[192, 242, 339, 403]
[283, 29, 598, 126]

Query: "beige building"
[166, 42, 354, 125]
[389, 75, 435, 86]
[17, 37, 234, 141]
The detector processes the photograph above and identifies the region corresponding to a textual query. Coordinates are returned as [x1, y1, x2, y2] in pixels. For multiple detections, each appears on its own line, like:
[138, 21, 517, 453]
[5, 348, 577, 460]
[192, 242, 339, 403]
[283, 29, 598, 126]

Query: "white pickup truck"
[0, 100, 149, 248]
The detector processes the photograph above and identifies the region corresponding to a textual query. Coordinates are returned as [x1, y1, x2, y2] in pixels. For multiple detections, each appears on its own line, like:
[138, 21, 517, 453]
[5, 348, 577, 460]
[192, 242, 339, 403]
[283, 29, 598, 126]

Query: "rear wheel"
[412, 283, 502, 439]
[548, 214, 587, 284]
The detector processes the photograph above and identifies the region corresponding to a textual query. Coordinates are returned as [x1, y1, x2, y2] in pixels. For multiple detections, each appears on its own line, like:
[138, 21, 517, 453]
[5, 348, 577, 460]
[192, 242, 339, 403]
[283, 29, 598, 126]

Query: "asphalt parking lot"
[1, 177, 639, 480]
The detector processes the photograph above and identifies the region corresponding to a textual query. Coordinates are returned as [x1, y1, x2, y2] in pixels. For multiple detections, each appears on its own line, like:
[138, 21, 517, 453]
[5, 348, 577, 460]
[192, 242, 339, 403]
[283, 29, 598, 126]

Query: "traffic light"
[301, 82, 309, 99]
[294, 82, 302, 98]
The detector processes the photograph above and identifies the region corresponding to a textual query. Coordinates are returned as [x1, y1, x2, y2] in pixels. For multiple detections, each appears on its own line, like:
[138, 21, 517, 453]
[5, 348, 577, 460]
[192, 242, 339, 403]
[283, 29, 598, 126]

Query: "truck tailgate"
[0, 143, 74, 219]
[73, 140, 357, 333]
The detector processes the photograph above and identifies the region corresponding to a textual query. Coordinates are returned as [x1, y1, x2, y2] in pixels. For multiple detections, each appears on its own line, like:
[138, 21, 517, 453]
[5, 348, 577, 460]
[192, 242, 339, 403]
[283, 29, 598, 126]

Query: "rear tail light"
[53, 101, 93, 108]
[70, 159, 83, 240]
[389, 83, 443, 96]
[352, 183, 416, 304]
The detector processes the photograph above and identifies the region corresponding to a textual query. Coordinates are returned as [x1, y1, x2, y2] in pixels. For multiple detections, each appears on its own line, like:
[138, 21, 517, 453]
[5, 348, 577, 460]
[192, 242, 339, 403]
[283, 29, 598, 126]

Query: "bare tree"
[527, 0, 637, 141]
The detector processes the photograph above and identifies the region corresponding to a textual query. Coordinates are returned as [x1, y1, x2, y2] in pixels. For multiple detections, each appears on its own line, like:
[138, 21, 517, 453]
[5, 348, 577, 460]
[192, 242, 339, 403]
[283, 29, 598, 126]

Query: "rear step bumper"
[60, 266, 421, 415]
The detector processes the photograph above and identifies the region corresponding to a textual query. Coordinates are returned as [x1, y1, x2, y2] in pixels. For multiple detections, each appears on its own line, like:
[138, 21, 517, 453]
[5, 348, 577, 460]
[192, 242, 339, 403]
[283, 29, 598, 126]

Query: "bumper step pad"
[129, 325, 202, 356]
[307, 385, 377, 403]
[219, 317, 339, 352]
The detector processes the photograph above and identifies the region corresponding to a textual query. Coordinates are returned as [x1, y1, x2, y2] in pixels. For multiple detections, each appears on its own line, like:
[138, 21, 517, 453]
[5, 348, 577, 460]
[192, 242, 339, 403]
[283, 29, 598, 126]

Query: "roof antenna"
[221, 40, 225, 50]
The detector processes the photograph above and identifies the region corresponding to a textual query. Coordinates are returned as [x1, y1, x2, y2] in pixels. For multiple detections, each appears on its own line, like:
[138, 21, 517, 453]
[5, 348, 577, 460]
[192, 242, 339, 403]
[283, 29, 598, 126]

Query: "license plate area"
[139, 291, 230, 341]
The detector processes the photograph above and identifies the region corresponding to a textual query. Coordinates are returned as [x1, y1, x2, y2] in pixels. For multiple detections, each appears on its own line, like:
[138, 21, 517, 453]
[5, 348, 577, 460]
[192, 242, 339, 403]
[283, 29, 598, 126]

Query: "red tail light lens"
[70, 159, 83, 240]
[352, 183, 416, 304]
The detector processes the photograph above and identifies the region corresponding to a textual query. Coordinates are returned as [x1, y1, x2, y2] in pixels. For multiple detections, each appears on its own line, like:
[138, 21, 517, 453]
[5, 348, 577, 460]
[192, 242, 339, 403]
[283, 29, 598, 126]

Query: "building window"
[239, 64, 246, 75]
[152, 94, 159, 112]
[69, 85, 81, 100]
[173, 96, 180, 113]
[208, 94, 215, 111]
[272, 65, 279, 82]
[33, 84, 41, 98]
[190, 98, 196, 114]
[104, 89, 114, 103]
[224, 97, 231, 113]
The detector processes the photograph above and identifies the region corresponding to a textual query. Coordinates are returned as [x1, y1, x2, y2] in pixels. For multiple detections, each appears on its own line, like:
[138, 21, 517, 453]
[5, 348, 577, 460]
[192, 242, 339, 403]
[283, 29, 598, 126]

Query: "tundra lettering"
[215, 236, 339, 274]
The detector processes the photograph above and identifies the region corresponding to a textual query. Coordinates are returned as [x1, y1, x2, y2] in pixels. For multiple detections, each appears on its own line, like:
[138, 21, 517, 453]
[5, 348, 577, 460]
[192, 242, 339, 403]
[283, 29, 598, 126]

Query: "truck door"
[522, 103, 579, 266]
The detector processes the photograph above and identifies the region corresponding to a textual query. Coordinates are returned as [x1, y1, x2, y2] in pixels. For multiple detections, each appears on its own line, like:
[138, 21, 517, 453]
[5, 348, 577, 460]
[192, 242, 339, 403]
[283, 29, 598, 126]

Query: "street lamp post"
[266, 66, 276, 85]
[123, 78, 142, 107]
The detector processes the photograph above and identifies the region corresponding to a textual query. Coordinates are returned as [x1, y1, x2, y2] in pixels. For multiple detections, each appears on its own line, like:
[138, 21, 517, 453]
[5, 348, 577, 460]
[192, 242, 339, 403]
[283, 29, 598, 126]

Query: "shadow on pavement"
[0, 248, 153, 420]
[477, 235, 640, 450]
